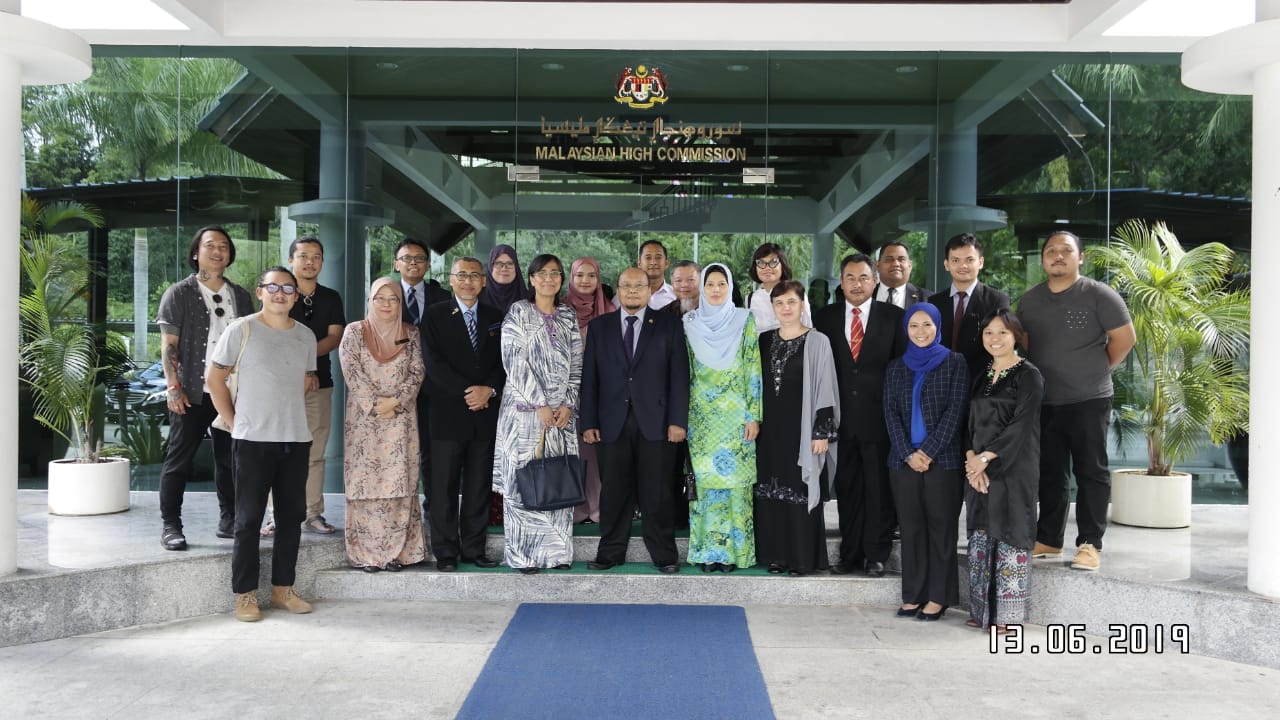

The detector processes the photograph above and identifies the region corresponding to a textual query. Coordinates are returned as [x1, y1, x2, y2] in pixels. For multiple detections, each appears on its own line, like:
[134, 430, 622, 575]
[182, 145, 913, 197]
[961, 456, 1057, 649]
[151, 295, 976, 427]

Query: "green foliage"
[113, 414, 168, 465]
[1098, 220, 1250, 476]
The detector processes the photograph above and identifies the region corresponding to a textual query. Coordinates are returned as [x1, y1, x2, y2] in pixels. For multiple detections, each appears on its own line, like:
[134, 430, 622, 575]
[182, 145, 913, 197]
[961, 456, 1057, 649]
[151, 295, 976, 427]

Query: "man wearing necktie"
[814, 254, 906, 577]
[874, 241, 930, 311]
[581, 268, 691, 573]
[396, 239, 452, 515]
[928, 233, 1010, 383]
[421, 258, 505, 571]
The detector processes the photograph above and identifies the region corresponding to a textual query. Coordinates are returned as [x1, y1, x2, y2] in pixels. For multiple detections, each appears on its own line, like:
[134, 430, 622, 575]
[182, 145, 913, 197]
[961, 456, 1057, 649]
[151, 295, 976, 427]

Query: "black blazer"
[875, 282, 930, 311]
[421, 300, 506, 441]
[928, 282, 1010, 381]
[814, 300, 907, 442]
[883, 353, 969, 471]
[580, 310, 690, 444]
[402, 280, 453, 399]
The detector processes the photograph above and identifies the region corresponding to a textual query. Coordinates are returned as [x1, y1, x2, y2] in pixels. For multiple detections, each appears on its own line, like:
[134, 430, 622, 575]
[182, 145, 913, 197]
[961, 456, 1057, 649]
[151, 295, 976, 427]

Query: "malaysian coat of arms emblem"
[616, 65, 668, 109]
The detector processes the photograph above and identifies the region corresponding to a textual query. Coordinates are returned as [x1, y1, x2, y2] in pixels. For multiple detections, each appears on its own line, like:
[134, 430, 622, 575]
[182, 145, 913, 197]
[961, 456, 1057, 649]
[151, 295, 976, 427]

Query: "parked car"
[107, 360, 168, 424]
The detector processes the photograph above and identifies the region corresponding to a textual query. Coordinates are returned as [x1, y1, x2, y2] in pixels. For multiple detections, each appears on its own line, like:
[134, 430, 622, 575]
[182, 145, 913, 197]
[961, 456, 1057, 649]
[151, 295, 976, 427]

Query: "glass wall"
[19, 48, 1252, 497]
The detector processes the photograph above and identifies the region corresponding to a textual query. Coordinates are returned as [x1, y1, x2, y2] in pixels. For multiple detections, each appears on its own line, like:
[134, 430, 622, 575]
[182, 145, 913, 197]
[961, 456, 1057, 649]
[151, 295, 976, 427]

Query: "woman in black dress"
[964, 309, 1043, 633]
[754, 281, 840, 576]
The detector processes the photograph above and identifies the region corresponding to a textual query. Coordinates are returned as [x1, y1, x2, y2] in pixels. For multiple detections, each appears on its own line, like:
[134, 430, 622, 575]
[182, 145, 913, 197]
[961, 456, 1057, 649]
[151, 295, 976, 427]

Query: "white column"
[1, 9, 91, 576]
[1183, 2, 1280, 599]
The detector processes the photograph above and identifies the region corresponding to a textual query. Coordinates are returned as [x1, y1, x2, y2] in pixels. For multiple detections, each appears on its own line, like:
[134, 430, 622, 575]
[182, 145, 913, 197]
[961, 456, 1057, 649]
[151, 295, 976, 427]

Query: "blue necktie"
[465, 308, 478, 351]
[407, 286, 420, 324]
[623, 315, 638, 364]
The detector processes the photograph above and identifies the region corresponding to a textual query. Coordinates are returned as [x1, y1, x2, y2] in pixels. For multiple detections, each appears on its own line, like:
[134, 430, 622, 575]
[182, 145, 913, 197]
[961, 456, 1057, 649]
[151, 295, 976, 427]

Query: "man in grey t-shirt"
[1018, 231, 1135, 572]
[208, 266, 318, 622]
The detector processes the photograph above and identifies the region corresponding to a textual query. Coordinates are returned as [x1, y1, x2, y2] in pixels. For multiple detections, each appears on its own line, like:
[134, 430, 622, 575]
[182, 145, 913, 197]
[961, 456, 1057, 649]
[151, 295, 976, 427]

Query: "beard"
[678, 297, 699, 316]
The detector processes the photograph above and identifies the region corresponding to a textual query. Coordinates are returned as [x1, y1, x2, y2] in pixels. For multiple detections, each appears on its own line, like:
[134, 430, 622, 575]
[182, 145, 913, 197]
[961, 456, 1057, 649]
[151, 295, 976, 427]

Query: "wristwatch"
[979, 455, 989, 463]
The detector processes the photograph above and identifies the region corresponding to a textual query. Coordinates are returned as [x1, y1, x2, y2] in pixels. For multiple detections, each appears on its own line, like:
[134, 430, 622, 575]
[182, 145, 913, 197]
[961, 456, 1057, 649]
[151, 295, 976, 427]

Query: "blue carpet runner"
[457, 603, 776, 720]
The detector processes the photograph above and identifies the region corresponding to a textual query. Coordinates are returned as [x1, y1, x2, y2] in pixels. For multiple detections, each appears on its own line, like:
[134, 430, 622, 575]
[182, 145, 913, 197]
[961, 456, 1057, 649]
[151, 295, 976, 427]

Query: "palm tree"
[1097, 219, 1250, 476]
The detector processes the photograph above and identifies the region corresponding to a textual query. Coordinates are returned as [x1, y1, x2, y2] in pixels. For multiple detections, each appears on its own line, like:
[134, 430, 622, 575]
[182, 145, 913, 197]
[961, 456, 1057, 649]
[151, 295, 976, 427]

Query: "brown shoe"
[1071, 543, 1100, 571]
[234, 592, 261, 622]
[1032, 542, 1062, 558]
[269, 585, 314, 614]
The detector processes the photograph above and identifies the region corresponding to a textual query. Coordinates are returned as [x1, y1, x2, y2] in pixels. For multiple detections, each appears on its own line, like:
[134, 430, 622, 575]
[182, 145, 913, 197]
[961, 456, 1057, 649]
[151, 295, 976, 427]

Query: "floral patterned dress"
[339, 323, 428, 569]
[686, 315, 762, 567]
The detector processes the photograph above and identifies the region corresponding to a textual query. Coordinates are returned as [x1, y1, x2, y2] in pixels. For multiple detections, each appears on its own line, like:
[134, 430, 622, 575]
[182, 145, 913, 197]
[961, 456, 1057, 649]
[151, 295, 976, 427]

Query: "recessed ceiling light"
[375, 62, 400, 71]
[727, 64, 750, 73]
[895, 65, 919, 74]
[541, 63, 565, 71]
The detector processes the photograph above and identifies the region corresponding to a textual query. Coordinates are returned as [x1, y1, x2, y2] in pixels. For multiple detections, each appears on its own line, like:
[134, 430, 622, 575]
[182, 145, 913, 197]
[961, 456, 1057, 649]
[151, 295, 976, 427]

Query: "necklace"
[302, 291, 315, 307]
[983, 358, 1022, 396]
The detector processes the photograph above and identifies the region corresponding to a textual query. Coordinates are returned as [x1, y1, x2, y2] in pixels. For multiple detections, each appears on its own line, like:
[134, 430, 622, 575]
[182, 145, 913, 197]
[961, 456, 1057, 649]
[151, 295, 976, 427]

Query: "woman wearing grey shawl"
[754, 281, 840, 575]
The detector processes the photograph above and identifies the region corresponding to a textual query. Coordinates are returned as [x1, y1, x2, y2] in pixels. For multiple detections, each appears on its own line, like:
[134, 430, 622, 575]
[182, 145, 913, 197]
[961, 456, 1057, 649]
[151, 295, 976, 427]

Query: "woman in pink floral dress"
[339, 277, 427, 572]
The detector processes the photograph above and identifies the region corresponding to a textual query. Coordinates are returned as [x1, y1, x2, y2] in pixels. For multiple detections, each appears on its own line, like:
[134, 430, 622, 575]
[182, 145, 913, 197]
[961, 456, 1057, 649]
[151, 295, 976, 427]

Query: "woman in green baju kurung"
[684, 263, 763, 572]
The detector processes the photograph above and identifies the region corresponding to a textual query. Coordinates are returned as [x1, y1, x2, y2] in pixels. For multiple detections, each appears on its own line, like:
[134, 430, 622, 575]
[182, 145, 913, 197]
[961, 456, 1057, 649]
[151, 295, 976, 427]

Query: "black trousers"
[1037, 397, 1112, 550]
[833, 436, 895, 566]
[595, 409, 678, 566]
[429, 437, 495, 561]
[416, 394, 433, 513]
[231, 439, 309, 594]
[159, 393, 234, 527]
[890, 466, 962, 607]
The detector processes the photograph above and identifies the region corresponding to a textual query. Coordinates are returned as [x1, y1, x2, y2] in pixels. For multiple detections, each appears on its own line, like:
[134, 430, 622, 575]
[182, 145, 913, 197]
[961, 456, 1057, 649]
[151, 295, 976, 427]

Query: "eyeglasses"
[258, 283, 298, 295]
[211, 293, 226, 317]
[397, 254, 428, 265]
[371, 295, 400, 305]
[618, 283, 649, 292]
[492, 261, 516, 270]
[451, 272, 484, 281]
[755, 258, 781, 269]
[842, 275, 876, 285]
[531, 270, 563, 280]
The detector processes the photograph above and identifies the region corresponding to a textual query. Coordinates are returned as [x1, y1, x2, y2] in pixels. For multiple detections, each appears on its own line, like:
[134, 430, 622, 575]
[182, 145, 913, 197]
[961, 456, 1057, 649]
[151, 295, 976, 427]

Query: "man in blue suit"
[581, 268, 691, 573]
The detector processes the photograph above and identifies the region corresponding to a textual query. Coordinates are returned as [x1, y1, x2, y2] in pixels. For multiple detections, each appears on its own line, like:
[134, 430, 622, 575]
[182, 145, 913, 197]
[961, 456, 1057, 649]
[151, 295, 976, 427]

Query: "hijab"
[478, 243, 529, 314]
[902, 303, 951, 374]
[362, 277, 410, 364]
[566, 256, 612, 333]
[683, 263, 751, 371]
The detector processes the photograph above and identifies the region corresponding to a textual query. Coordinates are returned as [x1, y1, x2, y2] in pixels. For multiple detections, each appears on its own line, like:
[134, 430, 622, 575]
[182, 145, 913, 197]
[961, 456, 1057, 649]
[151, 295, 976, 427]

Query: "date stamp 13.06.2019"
[989, 623, 1190, 655]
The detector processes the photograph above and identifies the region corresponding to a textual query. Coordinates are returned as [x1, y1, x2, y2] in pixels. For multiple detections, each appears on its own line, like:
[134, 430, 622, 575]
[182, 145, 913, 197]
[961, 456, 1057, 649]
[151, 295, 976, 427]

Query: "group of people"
[154, 225, 1134, 634]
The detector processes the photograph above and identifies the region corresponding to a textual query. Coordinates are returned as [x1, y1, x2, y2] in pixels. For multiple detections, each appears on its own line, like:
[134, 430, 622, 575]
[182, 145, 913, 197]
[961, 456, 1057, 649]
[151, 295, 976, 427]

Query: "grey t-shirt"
[211, 316, 317, 442]
[1017, 276, 1130, 406]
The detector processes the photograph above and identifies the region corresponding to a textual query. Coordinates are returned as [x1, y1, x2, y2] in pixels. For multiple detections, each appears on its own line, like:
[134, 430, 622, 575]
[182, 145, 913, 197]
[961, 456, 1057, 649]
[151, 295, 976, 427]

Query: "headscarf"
[902, 302, 951, 447]
[478, 243, 529, 314]
[565, 256, 612, 333]
[362, 277, 410, 364]
[902, 303, 951, 374]
[683, 262, 751, 371]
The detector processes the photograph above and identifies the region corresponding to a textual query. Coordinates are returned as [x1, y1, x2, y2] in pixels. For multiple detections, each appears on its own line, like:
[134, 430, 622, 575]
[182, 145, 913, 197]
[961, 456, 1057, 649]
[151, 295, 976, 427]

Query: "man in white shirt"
[614, 240, 676, 310]
[874, 241, 930, 310]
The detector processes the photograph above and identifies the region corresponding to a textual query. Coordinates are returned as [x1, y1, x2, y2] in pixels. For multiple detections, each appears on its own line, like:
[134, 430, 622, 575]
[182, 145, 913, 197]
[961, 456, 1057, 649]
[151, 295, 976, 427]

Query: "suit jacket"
[402, 280, 453, 399]
[421, 300, 506, 441]
[875, 282, 930, 312]
[814, 300, 907, 442]
[883, 352, 970, 471]
[929, 282, 1010, 381]
[580, 310, 690, 444]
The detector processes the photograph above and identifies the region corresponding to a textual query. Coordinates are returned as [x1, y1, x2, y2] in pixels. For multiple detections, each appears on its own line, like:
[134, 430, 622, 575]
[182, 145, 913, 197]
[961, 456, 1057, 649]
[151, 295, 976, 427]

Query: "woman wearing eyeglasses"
[338, 277, 428, 573]
[155, 226, 256, 552]
[492, 254, 583, 573]
[478, 244, 531, 318]
[746, 243, 812, 334]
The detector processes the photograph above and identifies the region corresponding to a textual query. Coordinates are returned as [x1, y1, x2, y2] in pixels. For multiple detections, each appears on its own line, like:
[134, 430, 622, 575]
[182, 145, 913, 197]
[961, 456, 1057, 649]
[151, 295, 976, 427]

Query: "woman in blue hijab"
[882, 302, 969, 621]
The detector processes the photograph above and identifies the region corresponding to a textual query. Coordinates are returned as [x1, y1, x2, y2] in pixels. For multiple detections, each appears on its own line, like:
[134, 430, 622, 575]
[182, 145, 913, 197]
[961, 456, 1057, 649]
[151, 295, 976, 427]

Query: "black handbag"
[515, 428, 586, 511]
[682, 454, 698, 502]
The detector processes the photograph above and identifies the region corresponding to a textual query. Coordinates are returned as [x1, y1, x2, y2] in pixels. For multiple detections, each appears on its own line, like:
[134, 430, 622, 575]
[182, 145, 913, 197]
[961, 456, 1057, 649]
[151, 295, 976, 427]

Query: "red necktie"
[850, 307, 863, 362]
[952, 291, 966, 349]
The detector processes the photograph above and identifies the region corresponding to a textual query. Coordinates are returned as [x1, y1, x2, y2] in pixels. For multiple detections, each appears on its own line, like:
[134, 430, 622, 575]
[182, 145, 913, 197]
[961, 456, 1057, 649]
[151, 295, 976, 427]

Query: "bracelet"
[167, 384, 181, 391]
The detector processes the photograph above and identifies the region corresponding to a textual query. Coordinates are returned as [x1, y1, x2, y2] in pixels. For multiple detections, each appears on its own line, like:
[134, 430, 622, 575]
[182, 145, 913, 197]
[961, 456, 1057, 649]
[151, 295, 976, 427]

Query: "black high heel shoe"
[916, 606, 947, 621]
[896, 605, 920, 618]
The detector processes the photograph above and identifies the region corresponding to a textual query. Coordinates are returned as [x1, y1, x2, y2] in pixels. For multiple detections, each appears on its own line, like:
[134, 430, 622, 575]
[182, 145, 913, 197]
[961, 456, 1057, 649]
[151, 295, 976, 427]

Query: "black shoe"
[554, 563, 572, 570]
[864, 561, 886, 578]
[788, 569, 809, 577]
[768, 563, 785, 574]
[464, 556, 499, 569]
[829, 562, 854, 575]
[436, 559, 458, 572]
[917, 606, 947, 622]
[658, 564, 679, 574]
[518, 567, 540, 575]
[587, 560, 616, 571]
[361, 565, 381, 574]
[384, 561, 403, 572]
[161, 525, 187, 551]
[701, 563, 715, 573]
[896, 605, 920, 618]
[216, 515, 234, 539]
[720, 564, 736, 573]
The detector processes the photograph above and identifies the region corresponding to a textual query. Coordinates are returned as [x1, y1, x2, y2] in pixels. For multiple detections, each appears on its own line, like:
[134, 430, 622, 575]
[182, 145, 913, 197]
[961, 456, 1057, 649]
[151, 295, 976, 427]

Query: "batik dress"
[492, 300, 583, 569]
[686, 315, 763, 568]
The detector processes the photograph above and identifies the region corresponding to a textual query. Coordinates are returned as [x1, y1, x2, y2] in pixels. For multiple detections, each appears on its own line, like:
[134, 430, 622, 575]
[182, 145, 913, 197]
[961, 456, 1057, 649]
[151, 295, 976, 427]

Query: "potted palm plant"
[20, 196, 133, 515]
[1098, 219, 1250, 528]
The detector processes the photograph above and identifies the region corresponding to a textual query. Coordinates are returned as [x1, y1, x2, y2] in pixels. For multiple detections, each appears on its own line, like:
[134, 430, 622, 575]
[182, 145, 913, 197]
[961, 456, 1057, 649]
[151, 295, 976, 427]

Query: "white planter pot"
[47, 457, 131, 516]
[1110, 468, 1191, 529]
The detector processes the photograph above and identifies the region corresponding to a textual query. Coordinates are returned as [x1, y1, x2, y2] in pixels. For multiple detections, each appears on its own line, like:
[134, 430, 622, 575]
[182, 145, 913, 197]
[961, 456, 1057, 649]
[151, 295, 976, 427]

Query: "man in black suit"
[396, 239, 452, 514]
[874, 240, 930, 311]
[421, 257, 505, 571]
[928, 233, 1011, 382]
[581, 268, 691, 573]
[814, 253, 906, 577]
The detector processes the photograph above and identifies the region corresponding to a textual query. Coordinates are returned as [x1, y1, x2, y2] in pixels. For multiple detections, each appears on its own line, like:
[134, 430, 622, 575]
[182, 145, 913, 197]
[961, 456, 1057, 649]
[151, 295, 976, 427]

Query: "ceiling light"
[375, 62, 400, 71]
[895, 65, 919, 74]
[726, 64, 750, 73]
[541, 63, 565, 71]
